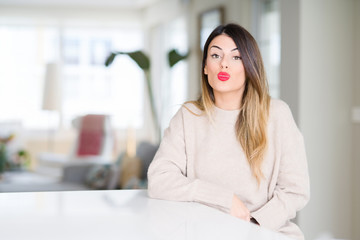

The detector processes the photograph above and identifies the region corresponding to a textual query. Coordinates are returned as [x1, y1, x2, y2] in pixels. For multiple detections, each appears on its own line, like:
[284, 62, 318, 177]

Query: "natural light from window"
[0, 25, 144, 131]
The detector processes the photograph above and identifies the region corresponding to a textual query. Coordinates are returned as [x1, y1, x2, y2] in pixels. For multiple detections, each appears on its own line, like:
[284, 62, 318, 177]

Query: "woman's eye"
[211, 54, 220, 59]
[233, 56, 242, 60]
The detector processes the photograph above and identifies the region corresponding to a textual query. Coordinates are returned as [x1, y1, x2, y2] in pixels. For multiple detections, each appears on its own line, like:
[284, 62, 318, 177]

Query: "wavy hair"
[191, 23, 270, 184]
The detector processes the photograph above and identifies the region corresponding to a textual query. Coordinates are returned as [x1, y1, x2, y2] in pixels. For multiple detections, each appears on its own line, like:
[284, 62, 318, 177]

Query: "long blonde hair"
[191, 23, 270, 184]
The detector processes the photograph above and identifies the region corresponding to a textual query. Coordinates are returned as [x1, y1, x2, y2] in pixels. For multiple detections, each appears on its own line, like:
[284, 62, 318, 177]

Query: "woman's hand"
[230, 194, 251, 221]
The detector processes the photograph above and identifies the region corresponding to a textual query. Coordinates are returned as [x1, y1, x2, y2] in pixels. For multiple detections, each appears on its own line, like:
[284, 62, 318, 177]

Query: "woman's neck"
[214, 92, 243, 110]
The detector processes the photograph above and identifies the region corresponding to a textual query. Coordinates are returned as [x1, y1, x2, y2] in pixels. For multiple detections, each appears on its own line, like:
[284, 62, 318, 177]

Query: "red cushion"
[77, 115, 105, 156]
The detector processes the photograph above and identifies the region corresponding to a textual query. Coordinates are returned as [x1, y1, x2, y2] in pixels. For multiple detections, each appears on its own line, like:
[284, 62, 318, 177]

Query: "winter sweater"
[147, 99, 310, 240]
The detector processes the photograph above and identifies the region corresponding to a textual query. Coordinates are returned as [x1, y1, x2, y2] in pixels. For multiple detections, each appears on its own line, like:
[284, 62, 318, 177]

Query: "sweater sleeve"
[251, 102, 310, 231]
[147, 107, 234, 213]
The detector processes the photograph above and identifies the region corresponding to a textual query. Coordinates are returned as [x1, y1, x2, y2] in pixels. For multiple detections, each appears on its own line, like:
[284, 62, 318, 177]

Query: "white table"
[0, 171, 88, 192]
[0, 190, 291, 240]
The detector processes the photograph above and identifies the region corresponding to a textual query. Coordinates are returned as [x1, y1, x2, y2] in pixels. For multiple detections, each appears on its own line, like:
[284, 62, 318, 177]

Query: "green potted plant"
[105, 50, 160, 141]
[105, 49, 188, 142]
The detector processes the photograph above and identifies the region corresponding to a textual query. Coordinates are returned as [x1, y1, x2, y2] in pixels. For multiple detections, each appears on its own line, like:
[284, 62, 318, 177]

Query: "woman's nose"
[220, 57, 229, 69]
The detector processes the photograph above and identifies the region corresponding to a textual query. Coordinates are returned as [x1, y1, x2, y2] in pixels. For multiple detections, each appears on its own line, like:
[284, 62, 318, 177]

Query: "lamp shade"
[42, 63, 61, 111]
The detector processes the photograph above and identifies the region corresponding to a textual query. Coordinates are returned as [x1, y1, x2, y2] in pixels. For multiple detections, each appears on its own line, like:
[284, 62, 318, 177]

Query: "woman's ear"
[204, 64, 208, 75]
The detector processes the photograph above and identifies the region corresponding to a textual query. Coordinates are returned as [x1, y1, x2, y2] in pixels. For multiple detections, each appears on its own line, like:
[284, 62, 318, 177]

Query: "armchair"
[38, 114, 115, 178]
[53, 140, 158, 191]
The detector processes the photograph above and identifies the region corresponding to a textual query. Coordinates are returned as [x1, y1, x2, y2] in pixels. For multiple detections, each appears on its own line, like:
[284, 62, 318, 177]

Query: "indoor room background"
[0, 0, 359, 240]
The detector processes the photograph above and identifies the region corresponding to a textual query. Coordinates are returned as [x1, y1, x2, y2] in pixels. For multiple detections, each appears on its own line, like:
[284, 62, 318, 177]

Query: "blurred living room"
[0, 0, 359, 240]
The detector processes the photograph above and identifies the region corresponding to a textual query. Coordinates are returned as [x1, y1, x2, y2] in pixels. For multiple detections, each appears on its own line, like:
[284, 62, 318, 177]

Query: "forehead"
[208, 34, 238, 51]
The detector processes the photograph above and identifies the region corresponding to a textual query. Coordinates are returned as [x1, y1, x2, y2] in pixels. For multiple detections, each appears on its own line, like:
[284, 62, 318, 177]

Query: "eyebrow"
[210, 45, 239, 52]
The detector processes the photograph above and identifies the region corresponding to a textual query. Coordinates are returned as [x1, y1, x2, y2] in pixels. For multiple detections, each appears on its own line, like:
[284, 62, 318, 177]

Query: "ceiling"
[0, 0, 161, 9]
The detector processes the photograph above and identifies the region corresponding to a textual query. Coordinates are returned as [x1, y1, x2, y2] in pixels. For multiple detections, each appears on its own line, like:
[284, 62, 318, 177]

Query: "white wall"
[0, 6, 142, 27]
[279, 0, 300, 123]
[143, 0, 186, 28]
[352, 1, 360, 239]
[298, 1, 354, 239]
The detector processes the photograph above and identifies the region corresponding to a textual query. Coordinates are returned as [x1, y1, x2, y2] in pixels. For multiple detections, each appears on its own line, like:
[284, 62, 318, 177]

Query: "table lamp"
[42, 62, 61, 151]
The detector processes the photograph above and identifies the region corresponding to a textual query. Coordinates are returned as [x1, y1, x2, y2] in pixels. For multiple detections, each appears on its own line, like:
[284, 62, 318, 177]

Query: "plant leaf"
[127, 51, 150, 70]
[168, 49, 189, 68]
[105, 52, 116, 67]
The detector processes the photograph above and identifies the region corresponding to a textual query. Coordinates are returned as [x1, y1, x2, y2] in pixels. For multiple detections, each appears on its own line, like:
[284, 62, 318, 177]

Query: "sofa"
[0, 141, 158, 192]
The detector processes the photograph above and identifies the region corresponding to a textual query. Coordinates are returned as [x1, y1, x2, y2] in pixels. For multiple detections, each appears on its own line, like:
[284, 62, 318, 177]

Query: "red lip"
[217, 72, 230, 81]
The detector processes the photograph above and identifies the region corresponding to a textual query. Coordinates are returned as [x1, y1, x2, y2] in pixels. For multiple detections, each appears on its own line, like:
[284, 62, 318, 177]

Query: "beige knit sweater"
[147, 99, 310, 240]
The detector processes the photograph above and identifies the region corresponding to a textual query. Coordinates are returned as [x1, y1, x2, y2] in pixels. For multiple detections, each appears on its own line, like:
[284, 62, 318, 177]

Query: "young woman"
[147, 23, 310, 240]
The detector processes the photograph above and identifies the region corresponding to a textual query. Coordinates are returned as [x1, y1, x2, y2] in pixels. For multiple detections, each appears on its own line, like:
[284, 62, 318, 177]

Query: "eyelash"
[210, 54, 242, 60]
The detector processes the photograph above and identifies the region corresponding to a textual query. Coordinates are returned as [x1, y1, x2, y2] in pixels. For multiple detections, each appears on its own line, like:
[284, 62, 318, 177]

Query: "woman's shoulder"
[166, 102, 205, 129]
[269, 99, 303, 143]
[270, 98, 292, 114]
[181, 101, 204, 116]
[269, 98, 301, 134]
[168, 102, 204, 124]
[269, 98, 295, 122]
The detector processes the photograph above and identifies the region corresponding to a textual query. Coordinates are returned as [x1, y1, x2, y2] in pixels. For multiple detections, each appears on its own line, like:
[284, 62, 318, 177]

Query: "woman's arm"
[250, 102, 310, 230]
[147, 107, 236, 213]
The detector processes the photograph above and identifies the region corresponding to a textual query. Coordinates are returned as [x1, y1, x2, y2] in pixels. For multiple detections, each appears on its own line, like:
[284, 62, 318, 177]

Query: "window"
[0, 25, 144, 130]
[255, 0, 281, 98]
[61, 28, 144, 129]
[0, 26, 52, 130]
[157, 17, 188, 134]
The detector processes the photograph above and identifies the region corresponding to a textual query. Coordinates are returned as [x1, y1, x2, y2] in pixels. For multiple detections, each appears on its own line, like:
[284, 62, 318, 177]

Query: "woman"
[147, 23, 310, 240]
